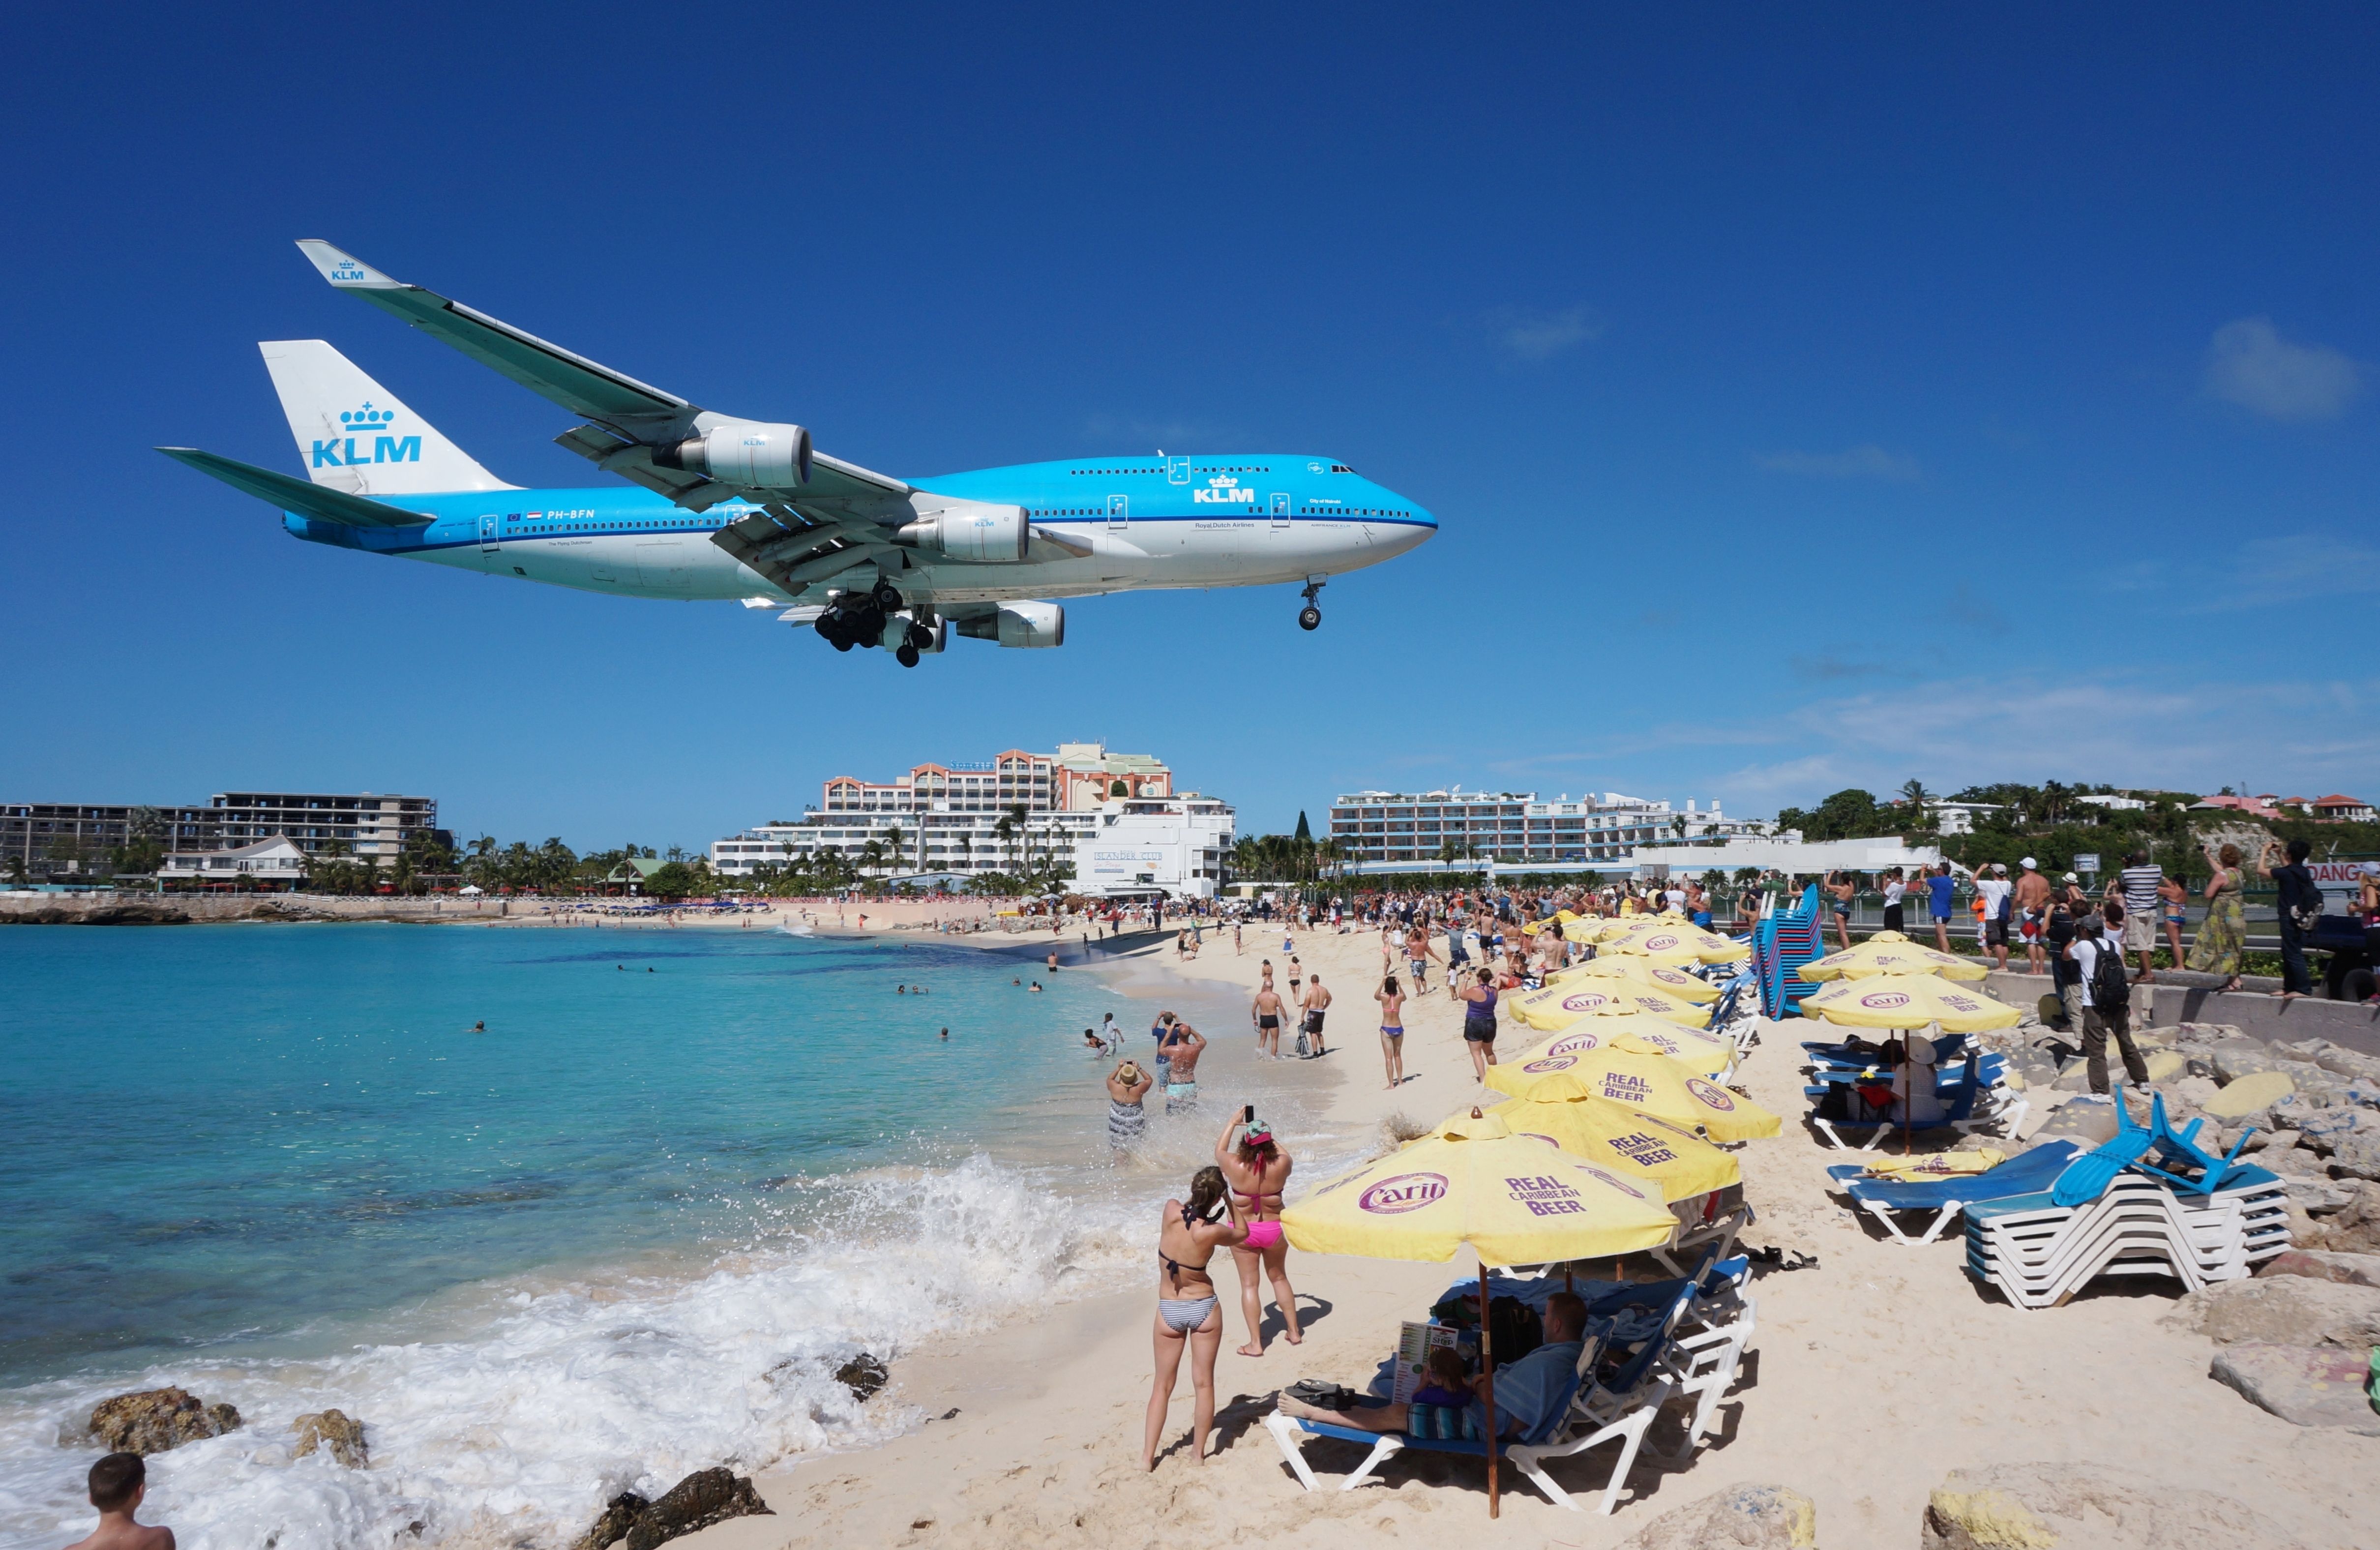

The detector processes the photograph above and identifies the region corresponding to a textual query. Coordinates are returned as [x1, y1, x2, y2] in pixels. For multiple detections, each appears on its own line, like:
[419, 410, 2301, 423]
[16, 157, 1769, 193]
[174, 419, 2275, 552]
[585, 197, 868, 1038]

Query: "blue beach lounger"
[1827, 1140, 2084, 1245]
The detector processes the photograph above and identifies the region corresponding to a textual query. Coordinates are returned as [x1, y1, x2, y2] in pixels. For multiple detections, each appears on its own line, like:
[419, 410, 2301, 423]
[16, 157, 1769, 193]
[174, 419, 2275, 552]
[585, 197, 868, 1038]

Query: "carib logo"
[312, 402, 421, 468]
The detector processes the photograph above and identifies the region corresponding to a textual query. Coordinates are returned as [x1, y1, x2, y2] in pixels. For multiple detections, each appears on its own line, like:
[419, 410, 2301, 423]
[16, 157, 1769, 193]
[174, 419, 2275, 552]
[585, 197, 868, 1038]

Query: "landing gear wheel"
[831, 633, 855, 653]
[1298, 606, 1322, 631]
[855, 606, 887, 646]
[895, 643, 921, 668]
[872, 582, 904, 615]
[906, 623, 934, 652]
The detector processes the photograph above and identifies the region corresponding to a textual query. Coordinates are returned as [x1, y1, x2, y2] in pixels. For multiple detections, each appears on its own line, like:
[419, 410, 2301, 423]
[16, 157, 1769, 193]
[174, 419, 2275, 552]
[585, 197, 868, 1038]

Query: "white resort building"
[1329, 788, 1765, 868]
[710, 743, 1234, 895]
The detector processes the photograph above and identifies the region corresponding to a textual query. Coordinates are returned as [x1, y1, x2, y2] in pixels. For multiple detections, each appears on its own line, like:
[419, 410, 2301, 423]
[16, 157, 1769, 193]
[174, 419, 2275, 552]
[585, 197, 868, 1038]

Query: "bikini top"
[1160, 1200, 1219, 1282]
[1233, 1152, 1281, 1210]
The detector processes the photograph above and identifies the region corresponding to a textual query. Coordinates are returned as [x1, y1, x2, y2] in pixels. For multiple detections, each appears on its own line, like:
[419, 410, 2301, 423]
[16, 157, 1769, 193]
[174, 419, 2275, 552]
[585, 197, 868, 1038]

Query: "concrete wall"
[1983, 968, 2380, 1060]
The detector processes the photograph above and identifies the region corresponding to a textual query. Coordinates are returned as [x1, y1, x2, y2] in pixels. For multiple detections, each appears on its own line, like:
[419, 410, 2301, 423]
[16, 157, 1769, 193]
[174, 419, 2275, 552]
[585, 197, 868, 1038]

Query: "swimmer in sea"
[1030, 981, 1044, 993]
[941, 1027, 950, 1040]
[470, 1021, 485, 1034]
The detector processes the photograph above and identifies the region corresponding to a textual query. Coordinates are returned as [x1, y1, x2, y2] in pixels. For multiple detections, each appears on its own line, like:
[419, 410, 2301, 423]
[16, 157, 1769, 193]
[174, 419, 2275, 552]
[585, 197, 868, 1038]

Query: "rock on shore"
[89, 1388, 240, 1454]
[1615, 1483, 1815, 1548]
[1920, 1461, 2302, 1550]
[291, 1409, 367, 1467]
[574, 1468, 772, 1550]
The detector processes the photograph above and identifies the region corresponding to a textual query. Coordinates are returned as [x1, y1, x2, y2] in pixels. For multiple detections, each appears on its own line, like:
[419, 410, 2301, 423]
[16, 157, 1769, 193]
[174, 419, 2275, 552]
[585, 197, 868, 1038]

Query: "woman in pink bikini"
[1216, 1115, 1300, 1356]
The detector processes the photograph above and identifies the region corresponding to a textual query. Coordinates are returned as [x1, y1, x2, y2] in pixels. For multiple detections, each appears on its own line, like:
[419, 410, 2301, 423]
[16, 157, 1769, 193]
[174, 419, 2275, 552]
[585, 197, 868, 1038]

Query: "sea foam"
[0, 1154, 1145, 1550]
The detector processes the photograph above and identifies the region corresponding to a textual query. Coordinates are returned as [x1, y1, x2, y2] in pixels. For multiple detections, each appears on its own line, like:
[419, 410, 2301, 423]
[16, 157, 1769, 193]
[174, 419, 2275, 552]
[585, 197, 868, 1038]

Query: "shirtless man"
[1403, 923, 1441, 995]
[62, 1455, 172, 1550]
[1299, 973, 1333, 1058]
[1251, 981, 1290, 1060]
[2013, 857, 2052, 975]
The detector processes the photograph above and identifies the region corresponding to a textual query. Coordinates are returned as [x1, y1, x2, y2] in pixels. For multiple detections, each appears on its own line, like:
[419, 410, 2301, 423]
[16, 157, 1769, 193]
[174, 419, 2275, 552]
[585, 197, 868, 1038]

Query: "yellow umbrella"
[1485, 1046, 1783, 1142]
[1281, 1109, 1680, 1517]
[1547, 955, 1723, 1004]
[1598, 921, 1751, 965]
[1793, 930, 1988, 983]
[1507, 980, 1714, 1032]
[1463, 1093, 1741, 1202]
[1798, 973, 2021, 1033]
[1502, 1016, 1737, 1078]
[1285, 1109, 1679, 1264]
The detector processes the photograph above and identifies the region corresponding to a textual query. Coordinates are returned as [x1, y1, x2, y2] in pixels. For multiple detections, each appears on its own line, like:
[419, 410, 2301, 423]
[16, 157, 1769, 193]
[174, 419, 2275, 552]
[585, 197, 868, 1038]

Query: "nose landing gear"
[1297, 575, 1328, 631]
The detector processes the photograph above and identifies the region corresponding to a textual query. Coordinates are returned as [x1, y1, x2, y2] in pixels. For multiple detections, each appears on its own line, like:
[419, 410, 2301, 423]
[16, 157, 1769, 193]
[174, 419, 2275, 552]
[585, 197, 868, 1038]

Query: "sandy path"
[674, 917, 2376, 1550]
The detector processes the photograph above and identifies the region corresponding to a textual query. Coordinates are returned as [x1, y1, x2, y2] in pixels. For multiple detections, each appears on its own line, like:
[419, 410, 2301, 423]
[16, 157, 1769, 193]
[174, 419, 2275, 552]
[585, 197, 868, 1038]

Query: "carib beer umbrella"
[1281, 1110, 1678, 1516]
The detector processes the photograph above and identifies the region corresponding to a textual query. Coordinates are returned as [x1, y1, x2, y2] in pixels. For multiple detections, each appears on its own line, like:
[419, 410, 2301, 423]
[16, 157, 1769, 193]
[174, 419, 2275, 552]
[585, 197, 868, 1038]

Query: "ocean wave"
[0, 1155, 1148, 1550]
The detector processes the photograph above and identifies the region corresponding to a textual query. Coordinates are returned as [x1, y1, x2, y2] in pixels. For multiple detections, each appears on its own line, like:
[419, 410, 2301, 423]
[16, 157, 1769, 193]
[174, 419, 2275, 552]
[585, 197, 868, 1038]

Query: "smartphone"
[1244, 1104, 1256, 1124]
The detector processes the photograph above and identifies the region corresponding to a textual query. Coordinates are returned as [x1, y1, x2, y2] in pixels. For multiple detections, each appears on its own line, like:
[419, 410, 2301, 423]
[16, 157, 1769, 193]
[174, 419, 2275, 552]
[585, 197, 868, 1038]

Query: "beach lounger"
[1825, 1139, 2084, 1245]
[1264, 1346, 1597, 1500]
[1503, 1263, 1715, 1513]
[1964, 1166, 2290, 1310]
[1805, 1053, 2023, 1152]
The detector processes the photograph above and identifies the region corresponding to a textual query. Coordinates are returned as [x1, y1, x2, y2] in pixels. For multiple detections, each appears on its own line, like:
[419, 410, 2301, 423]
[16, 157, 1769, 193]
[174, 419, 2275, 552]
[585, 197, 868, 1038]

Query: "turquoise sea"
[0, 922, 1304, 1550]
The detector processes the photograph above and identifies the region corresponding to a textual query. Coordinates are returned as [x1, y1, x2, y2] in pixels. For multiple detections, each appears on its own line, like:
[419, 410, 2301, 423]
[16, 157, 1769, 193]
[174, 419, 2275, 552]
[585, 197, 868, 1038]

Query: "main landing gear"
[814, 583, 936, 665]
[1297, 576, 1328, 631]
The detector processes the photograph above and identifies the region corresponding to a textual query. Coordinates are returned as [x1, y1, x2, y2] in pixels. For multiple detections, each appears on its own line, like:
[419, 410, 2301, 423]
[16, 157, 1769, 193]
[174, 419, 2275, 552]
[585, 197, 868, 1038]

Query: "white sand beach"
[651, 912, 2378, 1550]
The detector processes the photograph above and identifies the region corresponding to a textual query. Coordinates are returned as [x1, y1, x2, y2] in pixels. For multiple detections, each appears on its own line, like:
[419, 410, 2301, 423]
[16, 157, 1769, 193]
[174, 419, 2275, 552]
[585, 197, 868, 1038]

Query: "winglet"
[296, 239, 402, 290]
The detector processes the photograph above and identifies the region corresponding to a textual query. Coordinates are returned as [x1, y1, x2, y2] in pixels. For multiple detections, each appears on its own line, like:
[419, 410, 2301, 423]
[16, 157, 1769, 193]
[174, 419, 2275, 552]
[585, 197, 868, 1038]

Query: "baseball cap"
[2020, 857, 2037, 869]
[1991, 863, 2007, 875]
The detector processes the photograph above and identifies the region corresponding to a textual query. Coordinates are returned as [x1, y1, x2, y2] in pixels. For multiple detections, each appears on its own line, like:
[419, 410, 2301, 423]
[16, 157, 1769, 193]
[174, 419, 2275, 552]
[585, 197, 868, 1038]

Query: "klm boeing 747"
[160, 242, 1435, 665]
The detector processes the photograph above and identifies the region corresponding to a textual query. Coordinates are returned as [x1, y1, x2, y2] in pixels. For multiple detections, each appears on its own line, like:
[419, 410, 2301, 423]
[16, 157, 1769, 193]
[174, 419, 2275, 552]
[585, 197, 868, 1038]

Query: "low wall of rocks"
[1984, 968, 2380, 1060]
[0, 893, 513, 925]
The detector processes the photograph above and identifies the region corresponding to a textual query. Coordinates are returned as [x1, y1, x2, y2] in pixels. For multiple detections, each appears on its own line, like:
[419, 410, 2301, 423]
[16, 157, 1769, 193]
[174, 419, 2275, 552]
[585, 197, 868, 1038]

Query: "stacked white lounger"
[1963, 1090, 2290, 1311]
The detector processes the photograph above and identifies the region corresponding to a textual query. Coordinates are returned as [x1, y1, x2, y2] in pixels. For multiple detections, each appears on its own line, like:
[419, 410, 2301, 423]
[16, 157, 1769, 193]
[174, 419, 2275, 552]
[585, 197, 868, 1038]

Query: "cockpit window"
[1330, 464, 1355, 474]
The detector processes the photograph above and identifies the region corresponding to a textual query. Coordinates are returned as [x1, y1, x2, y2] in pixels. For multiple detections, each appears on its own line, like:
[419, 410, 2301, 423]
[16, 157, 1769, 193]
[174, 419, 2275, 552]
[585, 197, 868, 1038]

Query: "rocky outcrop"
[2162, 1275, 2380, 1348]
[833, 1353, 889, 1401]
[2257, 1247, 2380, 1287]
[89, 1388, 240, 1454]
[292, 1409, 366, 1467]
[2209, 1343, 2380, 1435]
[1615, 1483, 1815, 1548]
[1920, 1461, 2303, 1549]
[573, 1492, 651, 1550]
[577, 1469, 772, 1550]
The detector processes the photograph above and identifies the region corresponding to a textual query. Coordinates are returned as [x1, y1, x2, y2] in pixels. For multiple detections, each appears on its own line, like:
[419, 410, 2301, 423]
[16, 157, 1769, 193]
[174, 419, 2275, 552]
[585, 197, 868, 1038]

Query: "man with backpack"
[2068, 906, 2148, 1094]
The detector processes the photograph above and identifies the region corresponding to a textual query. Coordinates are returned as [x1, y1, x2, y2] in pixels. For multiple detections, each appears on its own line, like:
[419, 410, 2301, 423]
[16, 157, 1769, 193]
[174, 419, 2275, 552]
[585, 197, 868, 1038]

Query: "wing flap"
[158, 447, 432, 528]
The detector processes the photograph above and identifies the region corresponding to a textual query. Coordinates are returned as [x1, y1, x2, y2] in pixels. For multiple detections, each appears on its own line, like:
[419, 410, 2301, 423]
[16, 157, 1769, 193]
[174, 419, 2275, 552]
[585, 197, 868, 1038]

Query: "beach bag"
[2285, 878, 2323, 934]
[1295, 1028, 1310, 1058]
[2090, 941, 2129, 1013]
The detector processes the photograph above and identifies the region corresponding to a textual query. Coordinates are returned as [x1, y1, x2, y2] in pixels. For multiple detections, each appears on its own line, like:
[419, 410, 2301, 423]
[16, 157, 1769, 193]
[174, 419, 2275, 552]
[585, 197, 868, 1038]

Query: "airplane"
[160, 242, 1437, 666]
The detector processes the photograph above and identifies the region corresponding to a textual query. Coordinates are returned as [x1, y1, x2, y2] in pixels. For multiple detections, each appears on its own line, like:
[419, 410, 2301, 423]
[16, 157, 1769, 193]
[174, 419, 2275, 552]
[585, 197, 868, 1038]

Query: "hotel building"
[710, 742, 1230, 893]
[1327, 788, 1755, 868]
[2, 791, 442, 880]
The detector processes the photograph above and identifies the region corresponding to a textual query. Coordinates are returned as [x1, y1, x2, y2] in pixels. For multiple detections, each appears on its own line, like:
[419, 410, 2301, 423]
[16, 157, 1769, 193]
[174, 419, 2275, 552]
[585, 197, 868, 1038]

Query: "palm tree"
[1006, 804, 1028, 875]
[882, 824, 909, 874]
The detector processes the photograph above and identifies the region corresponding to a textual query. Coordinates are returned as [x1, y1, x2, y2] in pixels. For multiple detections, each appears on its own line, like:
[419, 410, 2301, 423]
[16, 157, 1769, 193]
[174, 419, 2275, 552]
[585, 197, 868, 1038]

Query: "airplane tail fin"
[259, 340, 513, 494]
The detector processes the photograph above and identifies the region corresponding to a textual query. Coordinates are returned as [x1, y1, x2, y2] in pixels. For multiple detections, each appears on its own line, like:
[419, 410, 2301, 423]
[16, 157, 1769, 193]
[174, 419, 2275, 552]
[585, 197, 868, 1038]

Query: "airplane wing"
[158, 447, 432, 528]
[293, 241, 911, 526]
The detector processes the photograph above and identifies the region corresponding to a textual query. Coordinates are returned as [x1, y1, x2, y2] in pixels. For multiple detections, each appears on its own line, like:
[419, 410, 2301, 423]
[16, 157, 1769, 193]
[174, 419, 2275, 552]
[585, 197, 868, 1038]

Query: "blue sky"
[5, 5, 2376, 848]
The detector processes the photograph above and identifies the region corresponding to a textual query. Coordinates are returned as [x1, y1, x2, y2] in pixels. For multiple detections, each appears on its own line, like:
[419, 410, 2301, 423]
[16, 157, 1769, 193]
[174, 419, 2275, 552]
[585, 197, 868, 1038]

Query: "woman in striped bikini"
[1143, 1166, 1251, 1470]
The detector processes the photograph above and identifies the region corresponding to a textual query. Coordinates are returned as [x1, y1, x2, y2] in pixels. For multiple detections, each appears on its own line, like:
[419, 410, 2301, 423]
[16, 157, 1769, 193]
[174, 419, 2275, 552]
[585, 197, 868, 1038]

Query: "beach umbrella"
[1596, 921, 1751, 965]
[1281, 1109, 1678, 1517]
[1792, 930, 1988, 983]
[1501, 1016, 1738, 1078]
[1797, 973, 2019, 1033]
[1455, 1092, 1741, 1203]
[1485, 1045, 1783, 1142]
[1547, 955, 1723, 1004]
[1507, 980, 1714, 1032]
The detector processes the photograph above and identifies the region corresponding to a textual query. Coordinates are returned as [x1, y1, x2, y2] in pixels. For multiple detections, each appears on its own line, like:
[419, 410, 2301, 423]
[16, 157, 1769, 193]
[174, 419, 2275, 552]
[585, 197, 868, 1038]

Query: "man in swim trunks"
[1300, 973, 1332, 1058]
[1152, 1010, 1178, 1087]
[1251, 983, 1288, 1060]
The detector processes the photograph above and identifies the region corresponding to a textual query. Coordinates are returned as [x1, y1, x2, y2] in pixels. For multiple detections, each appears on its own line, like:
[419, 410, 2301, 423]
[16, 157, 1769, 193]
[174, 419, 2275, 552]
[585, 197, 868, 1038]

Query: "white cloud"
[2203, 316, 2360, 421]
[1489, 305, 1603, 361]
[1753, 444, 1920, 481]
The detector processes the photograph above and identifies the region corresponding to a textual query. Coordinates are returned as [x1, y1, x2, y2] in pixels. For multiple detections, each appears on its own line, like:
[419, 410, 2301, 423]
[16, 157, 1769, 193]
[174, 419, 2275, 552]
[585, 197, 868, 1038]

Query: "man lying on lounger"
[1276, 1292, 1588, 1439]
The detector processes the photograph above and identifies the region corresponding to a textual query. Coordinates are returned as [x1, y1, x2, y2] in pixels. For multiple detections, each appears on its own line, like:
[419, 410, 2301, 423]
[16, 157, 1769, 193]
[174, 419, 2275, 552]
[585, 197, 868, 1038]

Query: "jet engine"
[956, 601, 1065, 648]
[895, 505, 1029, 562]
[653, 420, 812, 487]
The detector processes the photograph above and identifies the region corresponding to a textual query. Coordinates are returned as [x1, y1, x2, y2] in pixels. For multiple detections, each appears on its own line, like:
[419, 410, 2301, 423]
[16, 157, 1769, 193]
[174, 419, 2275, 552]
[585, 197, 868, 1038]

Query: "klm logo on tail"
[312, 401, 421, 468]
